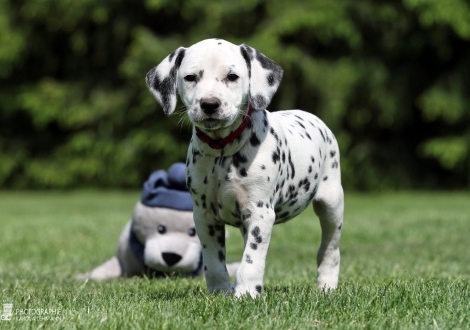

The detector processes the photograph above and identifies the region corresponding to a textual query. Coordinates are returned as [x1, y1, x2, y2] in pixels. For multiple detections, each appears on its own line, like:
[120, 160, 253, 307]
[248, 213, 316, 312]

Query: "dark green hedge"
[1, 0, 469, 189]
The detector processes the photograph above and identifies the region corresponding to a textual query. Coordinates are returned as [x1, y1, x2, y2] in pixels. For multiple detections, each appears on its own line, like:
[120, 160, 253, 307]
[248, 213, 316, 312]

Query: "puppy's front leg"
[194, 212, 231, 293]
[234, 209, 275, 298]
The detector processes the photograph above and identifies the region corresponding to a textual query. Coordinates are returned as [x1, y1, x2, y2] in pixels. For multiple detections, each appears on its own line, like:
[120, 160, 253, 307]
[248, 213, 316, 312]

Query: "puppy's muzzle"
[200, 97, 221, 115]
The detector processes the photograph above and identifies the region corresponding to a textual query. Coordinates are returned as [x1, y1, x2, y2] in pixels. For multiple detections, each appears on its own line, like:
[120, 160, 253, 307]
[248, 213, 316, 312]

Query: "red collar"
[195, 105, 253, 150]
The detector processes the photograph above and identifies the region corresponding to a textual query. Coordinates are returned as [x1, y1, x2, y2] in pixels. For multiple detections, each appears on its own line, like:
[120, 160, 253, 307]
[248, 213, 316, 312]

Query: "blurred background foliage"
[0, 0, 469, 189]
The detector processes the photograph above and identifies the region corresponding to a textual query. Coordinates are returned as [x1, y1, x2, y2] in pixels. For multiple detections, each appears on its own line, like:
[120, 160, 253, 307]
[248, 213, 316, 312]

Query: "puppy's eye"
[184, 75, 197, 82]
[158, 225, 166, 234]
[227, 74, 239, 82]
[188, 228, 196, 237]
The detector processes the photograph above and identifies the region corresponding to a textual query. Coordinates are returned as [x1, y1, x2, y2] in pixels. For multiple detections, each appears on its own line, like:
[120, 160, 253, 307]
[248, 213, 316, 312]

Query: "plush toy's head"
[129, 163, 202, 276]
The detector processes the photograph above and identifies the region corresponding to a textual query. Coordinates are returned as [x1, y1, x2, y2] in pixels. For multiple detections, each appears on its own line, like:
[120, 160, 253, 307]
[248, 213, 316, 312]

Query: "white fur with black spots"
[146, 39, 344, 298]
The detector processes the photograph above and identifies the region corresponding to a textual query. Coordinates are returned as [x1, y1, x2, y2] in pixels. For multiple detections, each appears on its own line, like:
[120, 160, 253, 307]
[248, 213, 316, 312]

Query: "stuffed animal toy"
[76, 163, 239, 280]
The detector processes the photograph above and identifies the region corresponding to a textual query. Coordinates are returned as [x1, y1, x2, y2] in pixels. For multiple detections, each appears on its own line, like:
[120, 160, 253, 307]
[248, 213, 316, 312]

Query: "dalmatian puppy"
[146, 39, 344, 298]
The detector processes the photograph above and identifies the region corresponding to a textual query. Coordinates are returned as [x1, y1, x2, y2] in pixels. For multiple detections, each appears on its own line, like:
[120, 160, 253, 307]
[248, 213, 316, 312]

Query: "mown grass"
[0, 191, 469, 329]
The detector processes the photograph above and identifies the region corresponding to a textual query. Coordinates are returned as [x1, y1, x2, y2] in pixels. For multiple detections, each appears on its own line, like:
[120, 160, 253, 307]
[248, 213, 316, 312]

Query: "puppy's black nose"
[200, 98, 221, 115]
[162, 252, 182, 266]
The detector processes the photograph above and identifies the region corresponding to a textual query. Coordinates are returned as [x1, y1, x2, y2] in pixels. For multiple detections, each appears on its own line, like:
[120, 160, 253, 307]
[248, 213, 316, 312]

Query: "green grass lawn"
[0, 191, 469, 329]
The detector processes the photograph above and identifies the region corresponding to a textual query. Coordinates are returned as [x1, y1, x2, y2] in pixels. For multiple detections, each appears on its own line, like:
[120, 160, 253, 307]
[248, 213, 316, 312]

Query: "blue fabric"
[140, 163, 193, 211]
[130, 163, 201, 277]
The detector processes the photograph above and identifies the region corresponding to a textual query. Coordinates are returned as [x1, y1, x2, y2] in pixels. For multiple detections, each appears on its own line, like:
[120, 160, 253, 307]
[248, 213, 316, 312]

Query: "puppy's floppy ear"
[240, 44, 283, 111]
[146, 47, 186, 116]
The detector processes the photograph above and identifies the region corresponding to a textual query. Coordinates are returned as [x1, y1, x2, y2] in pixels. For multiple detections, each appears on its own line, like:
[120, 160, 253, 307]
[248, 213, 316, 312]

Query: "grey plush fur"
[76, 202, 239, 280]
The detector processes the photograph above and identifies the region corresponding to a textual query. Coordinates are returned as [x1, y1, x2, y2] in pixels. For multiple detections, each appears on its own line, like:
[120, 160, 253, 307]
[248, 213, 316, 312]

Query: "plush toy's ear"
[240, 44, 283, 111]
[146, 47, 186, 116]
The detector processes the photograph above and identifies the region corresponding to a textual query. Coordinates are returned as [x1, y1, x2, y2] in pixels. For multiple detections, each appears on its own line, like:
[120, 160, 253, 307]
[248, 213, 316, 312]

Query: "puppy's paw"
[233, 283, 263, 299]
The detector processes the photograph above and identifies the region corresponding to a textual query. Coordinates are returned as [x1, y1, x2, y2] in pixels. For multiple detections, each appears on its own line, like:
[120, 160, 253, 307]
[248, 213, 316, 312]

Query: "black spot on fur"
[286, 184, 296, 199]
[272, 149, 280, 164]
[208, 225, 215, 236]
[239, 168, 247, 177]
[338, 223, 343, 230]
[250, 133, 261, 147]
[288, 199, 298, 207]
[251, 226, 260, 237]
[234, 201, 241, 216]
[263, 117, 268, 127]
[246, 254, 253, 264]
[318, 128, 326, 142]
[204, 266, 207, 271]
[298, 177, 310, 192]
[307, 185, 318, 201]
[192, 150, 201, 165]
[211, 203, 217, 215]
[330, 150, 336, 158]
[247, 118, 253, 129]
[257, 201, 263, 207]
[270, 127, 279, 141]
[332, 159, 339, 169]
[250, 243, 258, 250]
[217, 233, 225, 247]
[308, 165, 312, 173]
[323, 176, 328, 181]
[278, 211, 289, 219]
[232, 152, 247, 168]
[288, 151, 295, 179]
[218, 250, 225, 262]
[255, 285, 262, 294]
[204, 176, 208, 184]
[240, 45, 253, 77]
[261, 164, 266, 170]
[267, 73, 275, 86]
[168, 51, 176, 62]
[219, 157, 227, 167]
[255, 50, 282, 79]
[242, 226, 247, 235]
[253, 94, 267, 109]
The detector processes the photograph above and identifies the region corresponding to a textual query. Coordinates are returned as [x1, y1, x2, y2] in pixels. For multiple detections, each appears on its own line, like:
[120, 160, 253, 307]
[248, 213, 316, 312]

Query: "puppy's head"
[146, 39, 283, 131]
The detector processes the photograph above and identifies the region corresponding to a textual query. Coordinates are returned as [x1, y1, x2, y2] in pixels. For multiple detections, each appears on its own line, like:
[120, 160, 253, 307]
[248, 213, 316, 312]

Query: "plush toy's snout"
[162, 252, 181, 266]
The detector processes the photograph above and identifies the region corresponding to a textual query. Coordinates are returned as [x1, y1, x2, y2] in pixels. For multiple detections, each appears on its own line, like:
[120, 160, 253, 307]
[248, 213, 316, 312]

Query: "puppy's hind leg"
[313, 179, 344, 290]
